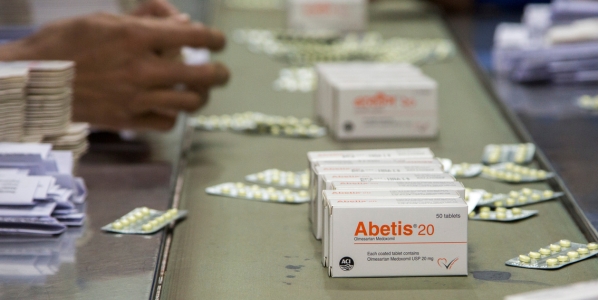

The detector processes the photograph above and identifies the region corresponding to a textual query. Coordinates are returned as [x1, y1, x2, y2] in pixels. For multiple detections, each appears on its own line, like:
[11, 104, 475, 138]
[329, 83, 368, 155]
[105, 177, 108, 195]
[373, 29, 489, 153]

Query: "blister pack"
[188, 112, 327, 138]
[101, 207, 187, 235]
[477, 188, 563, 207]
[465, 188, 483, 214]
[480, 163, 553, 183]
[450, 163, 483, 178]
[273, 67, 316, 92]
[482, 143, 535, 165]
[468, 206, 537, 222]
[188, 113, 254, 131]
[234, 29, 454, 66]
[506, 240, 598, 269]
[577, 95, 598, 111]
[245, 169, 309, 189]
[205, 182, 309, 203]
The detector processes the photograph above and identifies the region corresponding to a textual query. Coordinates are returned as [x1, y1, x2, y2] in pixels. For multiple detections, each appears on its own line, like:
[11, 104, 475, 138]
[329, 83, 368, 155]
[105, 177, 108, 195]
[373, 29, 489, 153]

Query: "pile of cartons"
[307, 148, 467, 277]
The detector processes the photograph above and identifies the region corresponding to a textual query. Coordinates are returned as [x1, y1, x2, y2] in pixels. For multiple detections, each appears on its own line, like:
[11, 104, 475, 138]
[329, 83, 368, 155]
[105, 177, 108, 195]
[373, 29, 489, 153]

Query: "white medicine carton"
[325, 196, 467, 277]
[309, 163, 443, 239]
[321, 190, 464, 268]
[307, 148, 434, 181]
[315, 63, 422, 125]
[287, 0, 367, 32]
[330, 77, 438, 140]
[311, 173, 456, 239]
[312, 158, 443, 173]
[331, 181, 466, 198]
[306, 148, 436, 232]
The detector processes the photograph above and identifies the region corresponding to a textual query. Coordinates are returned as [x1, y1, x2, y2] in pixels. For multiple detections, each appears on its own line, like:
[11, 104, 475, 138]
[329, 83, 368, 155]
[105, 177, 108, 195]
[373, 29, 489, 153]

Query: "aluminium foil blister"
[206, 182, 309, 203]
[476, 188, 563, 208]
[450, 163, 483, 178]
[468, 206, 537, 222]
[245, 169, 309, 189]
[102, 207, 187, 235]
[506, 240, 598, 269]
[188, 112, 327, 138]
[480, 163, 553, 183]
[482, 143, 535, 165]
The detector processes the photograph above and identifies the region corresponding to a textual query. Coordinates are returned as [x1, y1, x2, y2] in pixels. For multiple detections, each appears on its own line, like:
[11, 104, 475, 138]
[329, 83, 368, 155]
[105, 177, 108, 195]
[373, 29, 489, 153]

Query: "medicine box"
[307, 147, 434, 182]
[287, 0, 367, 32]
[310, 163, 444, 229]
[312, 173, 456, 239]
[325, 196, 467, 277]
[307, 148, 437, 238]
[331, 181, 466, 198]
[330, 77, 437, 140]
[314, 63, 421, 124]
[321, 190, 463, 267]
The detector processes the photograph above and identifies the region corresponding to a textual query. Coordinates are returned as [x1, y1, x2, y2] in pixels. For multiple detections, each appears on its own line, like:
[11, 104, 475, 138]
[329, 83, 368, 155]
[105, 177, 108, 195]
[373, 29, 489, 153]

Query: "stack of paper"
[0, 67, 28, 142]
[0, 61, 88, 164]
[0, 143, 87, 236]
[24, 61, 74, 137]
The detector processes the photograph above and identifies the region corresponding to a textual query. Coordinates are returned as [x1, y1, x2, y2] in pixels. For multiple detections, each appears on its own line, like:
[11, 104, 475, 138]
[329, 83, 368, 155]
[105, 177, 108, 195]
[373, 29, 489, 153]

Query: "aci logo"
[354, 92, 396, 108]
[437, 257, 459, 270]
[339, 257, 354, 271]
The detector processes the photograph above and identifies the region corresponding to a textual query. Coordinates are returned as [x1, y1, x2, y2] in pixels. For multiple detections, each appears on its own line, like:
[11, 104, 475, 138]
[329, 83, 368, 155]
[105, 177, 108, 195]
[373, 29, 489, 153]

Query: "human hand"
[131, 0, 192, 61]
[7, 12, 229, 131]
[131, 0, 190, 22]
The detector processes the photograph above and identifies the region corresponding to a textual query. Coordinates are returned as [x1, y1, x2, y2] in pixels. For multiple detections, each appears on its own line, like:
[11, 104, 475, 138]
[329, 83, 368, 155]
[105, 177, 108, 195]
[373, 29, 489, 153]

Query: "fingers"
[130, 112, 177, 131]
[138, 18, 226, 51]
[131, 90, 206, 114]
[137, 60, 230, 88]
[131, 0, 180, 18]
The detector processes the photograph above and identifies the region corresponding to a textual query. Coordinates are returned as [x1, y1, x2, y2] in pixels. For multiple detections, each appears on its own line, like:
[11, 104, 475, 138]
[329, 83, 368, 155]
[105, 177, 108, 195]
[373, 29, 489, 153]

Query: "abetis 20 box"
[325, 197, 467, 277]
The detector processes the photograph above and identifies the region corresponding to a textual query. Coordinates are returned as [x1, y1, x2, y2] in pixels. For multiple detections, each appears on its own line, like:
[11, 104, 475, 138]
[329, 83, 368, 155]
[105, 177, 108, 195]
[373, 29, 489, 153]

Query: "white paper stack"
[0, 67, 28, 142]
[0, 61, 88, 165]
[23, 61, 74, 137]
[0, 142, 87, 236]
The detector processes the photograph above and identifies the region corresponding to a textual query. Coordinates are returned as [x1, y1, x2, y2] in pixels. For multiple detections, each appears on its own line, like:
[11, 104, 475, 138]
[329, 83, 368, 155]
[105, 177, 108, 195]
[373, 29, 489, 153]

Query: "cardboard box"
[310, 164, 444, 230]
[287, 0, 367, 32]
[325, 197, 467, 277]
[314, 63, 421, 124]
[331, 181, 466, 198]
[307, 148, 434, 182]
[321, 190, 464, 267]
[307, 148, 437, 238]
[330, 77, 437, 140]
[311, 171, 454, 240]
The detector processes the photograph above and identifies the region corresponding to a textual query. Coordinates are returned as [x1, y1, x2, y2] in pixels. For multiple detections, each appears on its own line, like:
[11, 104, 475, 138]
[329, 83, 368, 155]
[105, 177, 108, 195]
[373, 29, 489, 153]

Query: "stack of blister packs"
[0, 142, 87, 236]
[0, 67, 28, 142]
[493, 1, 598, 83]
